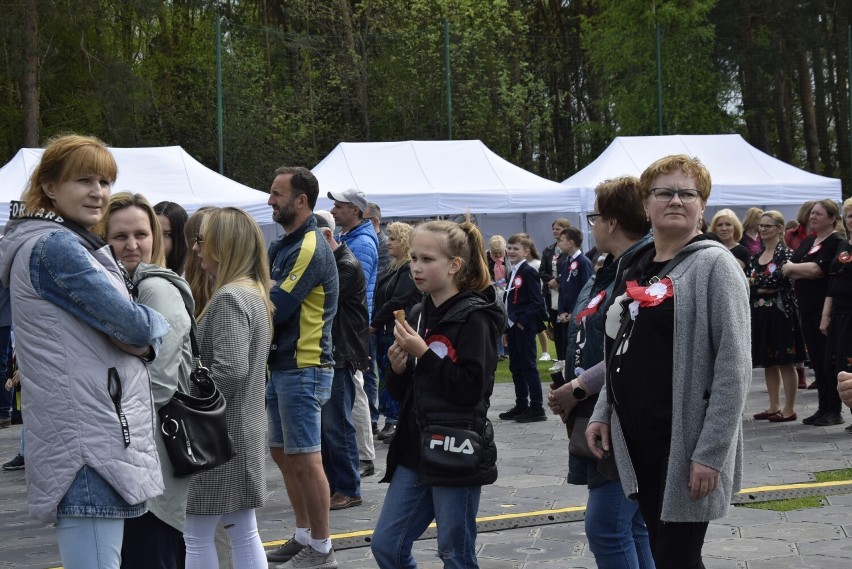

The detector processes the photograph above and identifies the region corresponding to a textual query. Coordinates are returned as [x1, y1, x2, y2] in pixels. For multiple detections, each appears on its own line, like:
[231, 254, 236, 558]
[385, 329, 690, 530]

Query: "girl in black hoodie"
[371, 219, 503, 569]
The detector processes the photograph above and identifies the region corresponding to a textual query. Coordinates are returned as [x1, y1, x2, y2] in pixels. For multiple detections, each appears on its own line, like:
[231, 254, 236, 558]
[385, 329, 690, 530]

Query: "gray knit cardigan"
[590, 239, 752, 522]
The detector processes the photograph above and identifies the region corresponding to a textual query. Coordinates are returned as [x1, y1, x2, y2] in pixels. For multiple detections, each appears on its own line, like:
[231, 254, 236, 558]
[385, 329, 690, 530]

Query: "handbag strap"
[605, 248, 693, 408]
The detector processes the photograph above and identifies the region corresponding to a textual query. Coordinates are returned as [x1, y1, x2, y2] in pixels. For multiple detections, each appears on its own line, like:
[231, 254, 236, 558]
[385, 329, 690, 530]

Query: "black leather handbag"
[158, 326, 235, 477]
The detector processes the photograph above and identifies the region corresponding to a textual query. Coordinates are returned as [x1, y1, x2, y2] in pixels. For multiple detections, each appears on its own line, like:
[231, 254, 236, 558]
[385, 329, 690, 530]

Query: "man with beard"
[265, 167, 341, 568]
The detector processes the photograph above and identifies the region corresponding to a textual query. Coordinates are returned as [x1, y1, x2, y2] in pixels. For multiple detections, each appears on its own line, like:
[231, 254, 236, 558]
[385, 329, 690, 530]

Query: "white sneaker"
[539, 353, 552, 362]
[548, 361, 565, 374]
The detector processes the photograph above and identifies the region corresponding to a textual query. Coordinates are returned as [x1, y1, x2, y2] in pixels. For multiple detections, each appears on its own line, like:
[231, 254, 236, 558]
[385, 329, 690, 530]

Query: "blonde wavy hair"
[196, 207, 274, 330]
[386, 221, 413, 272]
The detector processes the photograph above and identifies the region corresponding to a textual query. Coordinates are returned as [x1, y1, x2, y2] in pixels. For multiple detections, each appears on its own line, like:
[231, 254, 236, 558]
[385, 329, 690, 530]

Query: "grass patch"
[737, 469, 852, 512]
[738, 496, 825, 511]
[814, 468, 852, 483]
[494, 343, 560, 384]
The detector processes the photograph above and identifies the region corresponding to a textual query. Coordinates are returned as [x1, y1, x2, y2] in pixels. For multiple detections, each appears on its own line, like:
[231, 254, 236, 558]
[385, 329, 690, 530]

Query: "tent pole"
[656, 21, 663, 136]
[444, 19, 453, 140]
[216, 16, 224, 174]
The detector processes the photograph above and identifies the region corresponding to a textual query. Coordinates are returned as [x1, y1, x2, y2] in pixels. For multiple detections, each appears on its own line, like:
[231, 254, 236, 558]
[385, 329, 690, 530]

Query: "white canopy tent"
[563, 134, 842, 219]
[0, 146, 279, 241]
[312, 140, 583, 249]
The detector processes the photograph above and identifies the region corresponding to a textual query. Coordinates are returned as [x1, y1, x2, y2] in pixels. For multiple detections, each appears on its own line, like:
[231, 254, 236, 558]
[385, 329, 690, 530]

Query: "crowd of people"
[0, 133, 851, 569]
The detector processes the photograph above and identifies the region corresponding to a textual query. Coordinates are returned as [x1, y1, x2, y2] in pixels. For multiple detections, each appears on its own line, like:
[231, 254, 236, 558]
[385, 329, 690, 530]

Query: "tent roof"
[312, 140, 581, 215]
[563, 134, 842, 211]
[0, 146, 273, 230]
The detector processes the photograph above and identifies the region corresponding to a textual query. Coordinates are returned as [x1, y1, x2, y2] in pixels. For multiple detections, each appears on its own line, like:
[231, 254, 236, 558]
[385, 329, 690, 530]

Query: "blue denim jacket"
[31, 229, 168, 347]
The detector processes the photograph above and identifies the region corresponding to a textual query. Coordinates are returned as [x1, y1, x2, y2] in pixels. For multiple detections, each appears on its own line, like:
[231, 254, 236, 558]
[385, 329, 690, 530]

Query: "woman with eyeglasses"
[0, 135, 169, 569]
[783, 199, 845, 426]
[747, 211, 805, 424]
[586, 155, 751, 569]
[549, 176, 654, 569]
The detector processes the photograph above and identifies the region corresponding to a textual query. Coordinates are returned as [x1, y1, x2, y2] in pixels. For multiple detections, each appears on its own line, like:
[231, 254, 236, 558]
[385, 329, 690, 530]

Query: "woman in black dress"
[748, 211, 805, 422]
[820, 197, 852, 431]
[783, 199, 845, 426]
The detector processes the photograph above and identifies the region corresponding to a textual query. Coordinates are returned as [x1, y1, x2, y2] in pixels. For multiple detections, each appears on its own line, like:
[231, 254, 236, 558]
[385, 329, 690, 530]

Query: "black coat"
[381, 287, 504, 487]
[331, 243, 370, 370]
[370, 262, 423, 333]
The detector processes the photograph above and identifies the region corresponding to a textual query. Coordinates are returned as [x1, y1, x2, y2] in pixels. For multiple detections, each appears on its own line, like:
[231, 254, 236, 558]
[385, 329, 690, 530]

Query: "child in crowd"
[556, 227, 594, 363]
[498, 233, 548, 423]
[371, 218, 502, 568]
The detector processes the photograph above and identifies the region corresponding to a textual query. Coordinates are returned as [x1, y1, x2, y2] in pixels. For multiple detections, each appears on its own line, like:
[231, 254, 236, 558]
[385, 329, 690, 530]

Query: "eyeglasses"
[649, 188, 701, 203]
[195, 233, 204, 244]
[587, 213, 603, 227]
[757, 224, 779, 230]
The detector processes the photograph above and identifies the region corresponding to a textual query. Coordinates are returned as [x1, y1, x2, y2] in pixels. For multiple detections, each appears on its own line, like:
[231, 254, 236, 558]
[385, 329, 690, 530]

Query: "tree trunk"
[812, 42, 833, 177]
[22, 0, 38, 147]
[795, 49, 820, 171]
[336, 0, 369, 139]
[772, 31, 793, 163]
[739, 14, 769, 152]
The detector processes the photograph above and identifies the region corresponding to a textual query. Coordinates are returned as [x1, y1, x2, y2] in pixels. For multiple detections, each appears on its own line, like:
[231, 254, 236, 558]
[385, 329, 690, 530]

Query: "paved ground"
[1, 369, 852, 568]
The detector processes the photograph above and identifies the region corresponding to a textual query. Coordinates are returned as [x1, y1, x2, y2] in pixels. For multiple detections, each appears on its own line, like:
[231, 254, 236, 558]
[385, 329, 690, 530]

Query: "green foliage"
[0, 0, 848, 195]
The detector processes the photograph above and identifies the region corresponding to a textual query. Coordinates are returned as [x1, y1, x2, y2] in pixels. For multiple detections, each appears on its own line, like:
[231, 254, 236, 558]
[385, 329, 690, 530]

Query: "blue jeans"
[585, 480, 655, 569]
[56, 516, 124, 569]
[267, 367, 333, 453]
[320, 367, 361, 497]
[372, 466, 481, 569]
[365, 334, 380, 424]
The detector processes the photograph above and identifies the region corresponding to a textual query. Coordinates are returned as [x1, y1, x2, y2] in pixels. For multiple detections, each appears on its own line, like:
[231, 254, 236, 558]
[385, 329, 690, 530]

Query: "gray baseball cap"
[327, 189, 368, 212]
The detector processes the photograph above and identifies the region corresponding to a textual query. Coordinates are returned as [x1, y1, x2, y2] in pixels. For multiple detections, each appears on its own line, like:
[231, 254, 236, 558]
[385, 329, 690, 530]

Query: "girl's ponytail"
[458, 218, 491, 292]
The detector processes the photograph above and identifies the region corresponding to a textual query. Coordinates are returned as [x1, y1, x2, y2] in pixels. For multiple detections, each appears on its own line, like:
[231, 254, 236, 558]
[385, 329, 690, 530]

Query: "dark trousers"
[800, 310, 841, 414]
[121, 511, 185, 569]
[625, 436, 708, 569]
[0, 327, 11, 419]
[507, 324, 542, 409]
[320, 366, 361, 497]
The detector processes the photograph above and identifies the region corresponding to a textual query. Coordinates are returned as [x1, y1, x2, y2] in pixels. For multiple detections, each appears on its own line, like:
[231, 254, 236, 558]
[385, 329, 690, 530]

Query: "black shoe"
[812, 412, 844, 426]
[844, 423, 852, 433]
[515, 407, 547, 423]
[498, 405, 528, 420]
[359, 460, 375, 477]
[377, 423, 397, 441]
[802, 411, 825, 425]
[2, 454, 24, 471]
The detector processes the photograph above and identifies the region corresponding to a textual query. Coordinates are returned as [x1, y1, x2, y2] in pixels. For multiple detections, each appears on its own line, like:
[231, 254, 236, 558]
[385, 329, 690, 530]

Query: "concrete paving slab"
[3, 373, 852, 568]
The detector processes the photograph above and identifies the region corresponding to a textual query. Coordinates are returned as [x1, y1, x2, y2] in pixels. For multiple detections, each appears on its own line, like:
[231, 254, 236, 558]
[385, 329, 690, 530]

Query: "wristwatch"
[572, 381, 588, 401]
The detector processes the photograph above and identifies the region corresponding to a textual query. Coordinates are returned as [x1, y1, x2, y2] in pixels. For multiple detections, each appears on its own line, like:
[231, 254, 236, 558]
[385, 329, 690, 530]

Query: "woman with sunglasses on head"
[104, 192, 195, 569]
[0, 135, 169, 569]
[183, 207, 273, 569]
[747, 211, 805, 425]
[586, 155, 751, 569]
